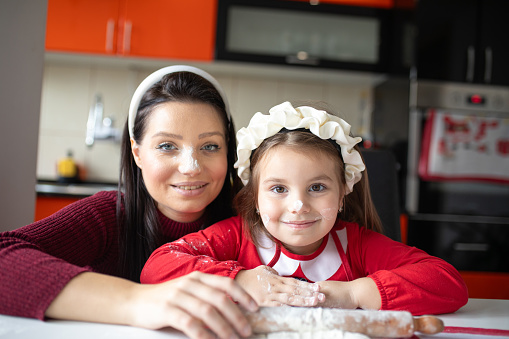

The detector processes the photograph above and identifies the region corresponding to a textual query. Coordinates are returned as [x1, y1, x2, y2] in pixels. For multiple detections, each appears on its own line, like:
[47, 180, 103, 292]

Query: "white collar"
[256, 229, 348, 282]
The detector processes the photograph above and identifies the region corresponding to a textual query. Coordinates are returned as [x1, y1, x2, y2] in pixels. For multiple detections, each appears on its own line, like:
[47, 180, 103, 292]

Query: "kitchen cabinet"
[216, 0, 402, 73]
[35, 195, 81, 221]
[46, 0, 217, 61]
[416, 0, 509, 86]
[289, 0, 394, 8]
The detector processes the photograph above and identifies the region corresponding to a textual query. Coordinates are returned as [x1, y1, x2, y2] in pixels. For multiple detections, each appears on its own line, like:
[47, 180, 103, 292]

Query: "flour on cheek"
[320, 208, 338, 221]
[261, 214, 271, 225]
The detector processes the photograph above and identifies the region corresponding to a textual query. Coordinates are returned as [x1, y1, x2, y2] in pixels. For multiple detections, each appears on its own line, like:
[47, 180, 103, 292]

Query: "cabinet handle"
[466, 45, 475, 82]
[105, 19, 115, 53]
[453, 243, 489, 252]
[123, 21, 132, 54]
[484, 47, 493, 84]
[286, 52, 320, 66]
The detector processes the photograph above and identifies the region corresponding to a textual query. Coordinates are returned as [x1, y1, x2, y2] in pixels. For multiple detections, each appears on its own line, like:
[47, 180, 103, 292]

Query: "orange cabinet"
[35, 195, 81, 221]
[46, 0, 217, 61]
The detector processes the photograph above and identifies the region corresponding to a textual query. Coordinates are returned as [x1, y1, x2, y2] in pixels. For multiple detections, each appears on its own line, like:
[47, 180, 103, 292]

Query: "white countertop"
[1, 299, 508, 338]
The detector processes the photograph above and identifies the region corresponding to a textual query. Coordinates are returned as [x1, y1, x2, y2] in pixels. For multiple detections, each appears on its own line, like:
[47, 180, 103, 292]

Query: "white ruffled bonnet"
[234, 101, 365, 194]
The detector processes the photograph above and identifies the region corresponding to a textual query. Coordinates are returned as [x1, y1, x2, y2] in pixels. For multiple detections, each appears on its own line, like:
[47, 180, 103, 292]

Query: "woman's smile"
[172, 182, 208, 196]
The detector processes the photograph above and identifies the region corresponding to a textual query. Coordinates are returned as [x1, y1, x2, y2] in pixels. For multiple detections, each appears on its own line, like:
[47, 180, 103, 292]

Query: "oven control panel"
[413, 80, 509, 113]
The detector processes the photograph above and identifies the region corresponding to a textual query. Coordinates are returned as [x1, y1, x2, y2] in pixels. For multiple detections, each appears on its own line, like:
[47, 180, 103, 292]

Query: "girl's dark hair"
[117, 71, 242, 282]
[234, 112, 382, 247]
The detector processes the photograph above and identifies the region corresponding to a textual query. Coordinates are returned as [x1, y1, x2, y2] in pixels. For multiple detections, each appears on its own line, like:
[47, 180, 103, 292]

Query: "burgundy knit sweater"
[0, 191, 203, 320]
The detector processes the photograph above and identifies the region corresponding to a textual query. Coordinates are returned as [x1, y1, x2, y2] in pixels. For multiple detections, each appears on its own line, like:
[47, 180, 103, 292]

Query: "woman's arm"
[46, 271, 258, 339]
[0, 192, 119, 319]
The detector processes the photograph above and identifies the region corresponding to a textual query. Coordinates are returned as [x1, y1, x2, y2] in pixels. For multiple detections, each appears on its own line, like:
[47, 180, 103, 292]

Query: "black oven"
[374, 79, 509, 273]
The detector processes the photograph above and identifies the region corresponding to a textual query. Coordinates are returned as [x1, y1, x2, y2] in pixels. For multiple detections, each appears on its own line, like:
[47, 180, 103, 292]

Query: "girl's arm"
[141, 217, 248, 283]
[317, 224, 468, 315]
[141, 216, 325, 308]
[315, 277, 381, 310]
[46, 271, 257, 339]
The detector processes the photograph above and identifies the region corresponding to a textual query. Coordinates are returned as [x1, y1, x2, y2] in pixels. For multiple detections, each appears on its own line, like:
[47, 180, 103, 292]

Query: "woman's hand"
[46, 271, 257, 339]
[130, 271, 258, 339]
[316, 277, 381, 310]
[235, 266, 325, 307]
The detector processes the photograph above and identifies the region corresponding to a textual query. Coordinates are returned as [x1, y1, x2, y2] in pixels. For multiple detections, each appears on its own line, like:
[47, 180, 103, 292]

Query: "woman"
[0, 66, 317, 339]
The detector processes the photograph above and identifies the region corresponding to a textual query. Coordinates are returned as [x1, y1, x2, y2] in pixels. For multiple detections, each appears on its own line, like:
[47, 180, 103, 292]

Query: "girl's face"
[257, 146, 344, 255]
[131, 101, 228, 222]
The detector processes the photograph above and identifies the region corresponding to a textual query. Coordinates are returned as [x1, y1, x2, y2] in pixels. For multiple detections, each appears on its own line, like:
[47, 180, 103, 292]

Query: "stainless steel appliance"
[374, 79, 509, 272]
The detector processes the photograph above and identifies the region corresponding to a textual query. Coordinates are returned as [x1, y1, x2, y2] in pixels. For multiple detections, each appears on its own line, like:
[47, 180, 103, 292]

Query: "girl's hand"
[130, 271, 258, 339]
[316, 277, 381, 310]
[235, 266, 325, 307]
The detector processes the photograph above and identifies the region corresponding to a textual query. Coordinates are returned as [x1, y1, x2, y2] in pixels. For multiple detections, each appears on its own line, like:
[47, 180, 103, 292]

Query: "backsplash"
[37, 62, 374, 183]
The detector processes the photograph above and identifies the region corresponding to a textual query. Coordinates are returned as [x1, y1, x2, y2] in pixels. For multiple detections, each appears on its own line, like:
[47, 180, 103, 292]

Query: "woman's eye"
[310, 184, 325, 192]
[202, 144, 220, 152]
[156, 143, 176, 151]
[270, 186, 287, 194]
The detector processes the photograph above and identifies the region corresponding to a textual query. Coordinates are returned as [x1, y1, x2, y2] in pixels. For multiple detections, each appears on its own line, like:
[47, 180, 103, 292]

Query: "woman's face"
[131, 101, 228, 222]
[257, 146, 343, 255]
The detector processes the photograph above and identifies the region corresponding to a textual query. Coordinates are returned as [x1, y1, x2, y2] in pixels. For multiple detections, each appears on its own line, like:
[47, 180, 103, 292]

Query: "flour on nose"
[178, 146, 199, 172]
[293, 200, 303, 212]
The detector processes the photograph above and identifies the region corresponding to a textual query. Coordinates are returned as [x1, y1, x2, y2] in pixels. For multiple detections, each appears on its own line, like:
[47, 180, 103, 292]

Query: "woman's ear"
[131, 138, 142, 169]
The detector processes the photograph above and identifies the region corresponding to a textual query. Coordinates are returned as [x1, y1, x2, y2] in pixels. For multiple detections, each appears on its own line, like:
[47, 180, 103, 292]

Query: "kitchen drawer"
[408, 216, 509, 272]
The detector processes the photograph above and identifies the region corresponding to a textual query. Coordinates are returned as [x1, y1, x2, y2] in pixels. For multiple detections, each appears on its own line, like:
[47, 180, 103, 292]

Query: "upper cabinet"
[45, 0, 217, 61]
[215, 0, 411, 74]
[416, 0, 509, 86]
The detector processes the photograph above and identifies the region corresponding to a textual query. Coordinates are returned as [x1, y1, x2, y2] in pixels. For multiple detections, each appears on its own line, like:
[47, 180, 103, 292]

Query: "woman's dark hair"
[234, 109, 382, 248]
[117, 71, 242, 282]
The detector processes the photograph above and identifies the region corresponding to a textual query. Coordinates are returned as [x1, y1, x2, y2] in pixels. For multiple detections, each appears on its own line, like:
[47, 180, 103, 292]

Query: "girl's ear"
[338, 193, 345, 212]
[131, 138, 142, 169]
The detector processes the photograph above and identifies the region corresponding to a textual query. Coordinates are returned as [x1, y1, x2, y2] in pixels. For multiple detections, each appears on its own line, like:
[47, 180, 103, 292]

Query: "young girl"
[141, 101, 468, 315]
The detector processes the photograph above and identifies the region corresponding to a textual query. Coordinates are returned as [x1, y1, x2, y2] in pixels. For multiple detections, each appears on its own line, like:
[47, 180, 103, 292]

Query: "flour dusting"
[177, 146, 199, 173]
[250, 329, 369, 339]
[292, 200, 303, 212]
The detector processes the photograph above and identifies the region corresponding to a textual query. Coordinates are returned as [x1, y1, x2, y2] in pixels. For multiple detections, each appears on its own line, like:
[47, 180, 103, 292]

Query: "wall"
[37, 58, 379, 183]
[0, 0, 47, 231]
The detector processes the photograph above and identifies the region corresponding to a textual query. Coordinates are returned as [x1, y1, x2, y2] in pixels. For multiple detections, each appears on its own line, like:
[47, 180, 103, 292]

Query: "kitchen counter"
[36, 181, 117, 197]
[0, 299, 508, 338]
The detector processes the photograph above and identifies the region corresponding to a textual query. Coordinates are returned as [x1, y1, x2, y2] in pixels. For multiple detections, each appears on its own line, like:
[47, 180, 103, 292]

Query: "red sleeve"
[347, 223, 468, 315]
[141, 216, 246, 284]
[0, 191, 119, 320]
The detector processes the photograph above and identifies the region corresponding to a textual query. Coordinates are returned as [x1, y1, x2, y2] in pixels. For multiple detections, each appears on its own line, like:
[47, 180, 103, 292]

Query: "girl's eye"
[156, 143, 177, 151]
[202, 144, 220, 152]
[309, 184, 325, 192]
[270, 186, 287, 194]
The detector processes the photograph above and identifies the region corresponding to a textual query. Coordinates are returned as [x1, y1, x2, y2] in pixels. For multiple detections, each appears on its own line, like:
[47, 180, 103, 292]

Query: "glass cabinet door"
[216, 0, 390, 72]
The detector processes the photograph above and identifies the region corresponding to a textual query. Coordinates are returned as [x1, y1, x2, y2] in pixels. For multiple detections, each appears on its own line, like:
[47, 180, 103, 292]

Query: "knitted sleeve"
[0, 191, 120, 320]
[346, 223, 468, 315]
[141, 216, 246, 284]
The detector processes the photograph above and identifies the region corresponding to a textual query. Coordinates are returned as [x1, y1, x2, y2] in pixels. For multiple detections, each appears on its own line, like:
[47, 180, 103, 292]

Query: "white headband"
[234, 101, 365, 194]
[128, 65, 231, 138]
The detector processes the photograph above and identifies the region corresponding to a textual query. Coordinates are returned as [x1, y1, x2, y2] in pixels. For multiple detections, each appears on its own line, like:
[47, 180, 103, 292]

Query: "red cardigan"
[0, 191, 203, 320]
[142, 215, 468, 315]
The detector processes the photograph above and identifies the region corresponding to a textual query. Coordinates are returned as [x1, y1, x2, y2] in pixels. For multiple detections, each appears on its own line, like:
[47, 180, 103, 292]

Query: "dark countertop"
[36, 180, 117, 197]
